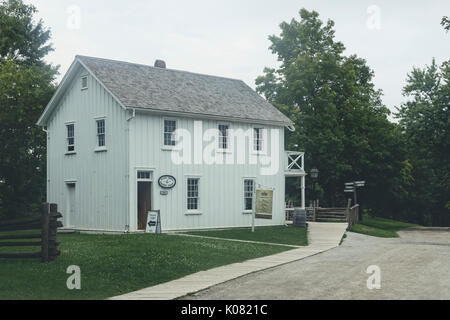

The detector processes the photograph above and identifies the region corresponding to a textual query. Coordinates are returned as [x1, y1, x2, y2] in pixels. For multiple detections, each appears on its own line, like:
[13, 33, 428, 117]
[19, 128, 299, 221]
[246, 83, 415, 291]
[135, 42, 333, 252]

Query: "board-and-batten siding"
[128, 114, 286, 231]
[46, 64, 286, 232]
[46, 66, 129, 231]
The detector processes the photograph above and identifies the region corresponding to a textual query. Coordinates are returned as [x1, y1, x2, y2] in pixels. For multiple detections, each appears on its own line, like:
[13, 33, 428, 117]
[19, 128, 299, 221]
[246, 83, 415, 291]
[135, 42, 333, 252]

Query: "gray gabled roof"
[75, 55, 292, 126]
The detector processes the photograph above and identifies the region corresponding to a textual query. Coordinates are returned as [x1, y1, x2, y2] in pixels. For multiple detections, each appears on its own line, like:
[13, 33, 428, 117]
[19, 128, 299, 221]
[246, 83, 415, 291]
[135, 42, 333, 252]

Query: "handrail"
[347, 203, 360, 228]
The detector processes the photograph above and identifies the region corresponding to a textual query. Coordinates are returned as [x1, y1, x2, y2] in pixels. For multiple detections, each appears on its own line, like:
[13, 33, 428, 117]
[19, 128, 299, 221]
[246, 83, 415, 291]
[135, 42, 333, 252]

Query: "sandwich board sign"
[255, 189, 273, 219]
[146, 210, 161, 234]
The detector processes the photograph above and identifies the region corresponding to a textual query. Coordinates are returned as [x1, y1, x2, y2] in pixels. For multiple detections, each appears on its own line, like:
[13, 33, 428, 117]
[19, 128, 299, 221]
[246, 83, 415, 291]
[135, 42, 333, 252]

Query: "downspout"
[126, 108, 136, 121]
[125, 109, 136, 232]
[42, 126, 49, 207]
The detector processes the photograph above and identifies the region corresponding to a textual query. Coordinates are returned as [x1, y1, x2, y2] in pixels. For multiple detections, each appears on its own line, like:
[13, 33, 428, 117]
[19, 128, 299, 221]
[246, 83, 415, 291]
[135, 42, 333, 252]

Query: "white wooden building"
[37, 56, 306, 232]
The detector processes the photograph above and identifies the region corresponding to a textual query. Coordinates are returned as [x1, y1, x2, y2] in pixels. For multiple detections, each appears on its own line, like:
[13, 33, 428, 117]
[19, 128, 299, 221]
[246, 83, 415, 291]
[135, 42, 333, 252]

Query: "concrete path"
[184, 229, 450, 300]
[170, 232, 302, 248]
[109, 222, 347, 300]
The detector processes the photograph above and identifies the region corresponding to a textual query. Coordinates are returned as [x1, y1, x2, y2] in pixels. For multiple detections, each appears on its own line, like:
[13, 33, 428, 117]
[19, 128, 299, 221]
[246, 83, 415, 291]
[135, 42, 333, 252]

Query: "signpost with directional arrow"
[344, 180, 365, 206]
[344, 180, 365, 220]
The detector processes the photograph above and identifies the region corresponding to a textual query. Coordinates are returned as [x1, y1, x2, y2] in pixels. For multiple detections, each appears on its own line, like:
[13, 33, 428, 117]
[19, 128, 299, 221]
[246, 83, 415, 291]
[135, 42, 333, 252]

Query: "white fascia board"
[36, 57, 127, 127]
[36, 59, 79, 126]
[129, 106, 291, 128]
[76, 57, 127, 111]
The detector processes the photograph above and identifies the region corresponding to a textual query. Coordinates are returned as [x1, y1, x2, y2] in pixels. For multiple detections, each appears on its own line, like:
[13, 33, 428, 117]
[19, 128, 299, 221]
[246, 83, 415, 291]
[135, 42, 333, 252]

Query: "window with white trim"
[163, 119, 176, 146]
[81, 76, 88, 90]
[218, 124, 229, 149]
[96, 119, 105, 147]
[137, 171, 152, 180]
[244, 179, 254, 211]
[253, 128, 263, 151]
[187, 178, 199, 210]
[66, 123, 75, 152]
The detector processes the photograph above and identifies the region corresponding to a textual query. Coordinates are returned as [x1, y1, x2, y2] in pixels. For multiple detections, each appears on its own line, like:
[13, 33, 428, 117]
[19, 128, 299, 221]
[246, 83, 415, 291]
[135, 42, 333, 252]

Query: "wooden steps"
[287, 207, 349, 222]
[315, 208, 347, 222]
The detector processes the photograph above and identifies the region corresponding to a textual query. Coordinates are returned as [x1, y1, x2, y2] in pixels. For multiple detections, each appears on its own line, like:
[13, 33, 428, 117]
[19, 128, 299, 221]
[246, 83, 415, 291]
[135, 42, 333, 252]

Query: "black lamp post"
[310, 168, 319, 204]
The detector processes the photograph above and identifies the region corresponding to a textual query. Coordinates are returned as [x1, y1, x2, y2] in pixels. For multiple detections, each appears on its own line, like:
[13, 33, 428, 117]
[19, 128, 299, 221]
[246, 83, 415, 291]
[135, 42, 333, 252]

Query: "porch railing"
[284, 151, 305, 176]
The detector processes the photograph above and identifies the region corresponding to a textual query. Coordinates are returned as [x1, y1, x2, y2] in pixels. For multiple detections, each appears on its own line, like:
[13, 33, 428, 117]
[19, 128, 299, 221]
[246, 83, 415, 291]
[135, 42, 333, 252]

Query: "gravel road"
[183, 229, 450, 299]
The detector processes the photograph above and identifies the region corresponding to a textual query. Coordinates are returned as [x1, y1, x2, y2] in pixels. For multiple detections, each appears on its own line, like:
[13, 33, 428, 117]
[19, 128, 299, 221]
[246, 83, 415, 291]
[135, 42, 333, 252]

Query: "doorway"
[137, 181, 152, 230]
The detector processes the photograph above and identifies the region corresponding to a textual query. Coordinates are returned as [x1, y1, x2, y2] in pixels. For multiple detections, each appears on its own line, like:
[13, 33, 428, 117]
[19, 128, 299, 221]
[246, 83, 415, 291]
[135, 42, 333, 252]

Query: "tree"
[0, 0, 53, 64]
[256, 9, 406, 216]
[0, 0, 57, 218]
[396, 59, 450, 226]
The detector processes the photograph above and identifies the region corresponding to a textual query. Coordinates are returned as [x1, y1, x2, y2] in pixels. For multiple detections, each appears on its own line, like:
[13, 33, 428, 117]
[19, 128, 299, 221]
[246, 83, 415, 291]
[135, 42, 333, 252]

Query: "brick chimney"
[154, 60, 166, 68]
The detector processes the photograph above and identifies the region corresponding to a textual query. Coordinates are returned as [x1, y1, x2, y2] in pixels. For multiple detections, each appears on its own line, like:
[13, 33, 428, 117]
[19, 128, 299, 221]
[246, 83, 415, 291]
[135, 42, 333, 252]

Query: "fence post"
[48, 203, 59, 261]
[346, 198, 352, 227]
[41, 203, 49, 262]
[313, 200, 316, 222]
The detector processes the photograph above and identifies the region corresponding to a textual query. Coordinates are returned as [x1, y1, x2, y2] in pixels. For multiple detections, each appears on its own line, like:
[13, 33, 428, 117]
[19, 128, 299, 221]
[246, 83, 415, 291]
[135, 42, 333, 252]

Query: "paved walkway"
[109, 222, 348, 300]
[170, 233, 302, 248]
[184, 229, 450, 299]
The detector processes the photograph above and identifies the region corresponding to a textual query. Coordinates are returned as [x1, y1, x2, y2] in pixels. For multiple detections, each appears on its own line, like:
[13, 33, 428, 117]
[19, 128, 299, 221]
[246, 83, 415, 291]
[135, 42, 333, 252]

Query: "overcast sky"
[28, 0, 449, 114]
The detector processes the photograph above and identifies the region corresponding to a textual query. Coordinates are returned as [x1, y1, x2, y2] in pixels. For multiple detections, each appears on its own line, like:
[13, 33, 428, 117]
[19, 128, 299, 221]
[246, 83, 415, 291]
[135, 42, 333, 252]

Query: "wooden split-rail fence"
[0, 203, 62, 262]
[286, 199, 360, 226]
[314, 207, 347, 222]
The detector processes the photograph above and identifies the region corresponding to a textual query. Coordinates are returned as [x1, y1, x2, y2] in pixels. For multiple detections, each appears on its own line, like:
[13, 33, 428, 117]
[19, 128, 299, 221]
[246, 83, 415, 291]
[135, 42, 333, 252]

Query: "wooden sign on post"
[255, 189, 273, 219]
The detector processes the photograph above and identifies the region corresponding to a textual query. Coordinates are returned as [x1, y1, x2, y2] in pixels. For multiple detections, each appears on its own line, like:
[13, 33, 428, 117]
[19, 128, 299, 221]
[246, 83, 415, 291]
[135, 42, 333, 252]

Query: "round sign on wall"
[158, 175, 176, 189]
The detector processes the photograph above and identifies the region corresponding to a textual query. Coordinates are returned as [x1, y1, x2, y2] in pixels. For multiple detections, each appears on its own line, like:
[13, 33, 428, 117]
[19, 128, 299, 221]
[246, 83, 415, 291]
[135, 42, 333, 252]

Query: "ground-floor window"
[244, 179, 254, 211]
[187, 178, 199, 210]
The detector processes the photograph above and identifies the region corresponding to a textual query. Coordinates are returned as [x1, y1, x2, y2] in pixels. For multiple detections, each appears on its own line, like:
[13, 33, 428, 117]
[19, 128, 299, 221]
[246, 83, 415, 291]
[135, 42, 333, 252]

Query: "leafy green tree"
[0, 0, 57, 218]
[256, 9, 406, 216]
[396, 59, 450, 226]
[0, 0, 53, 64]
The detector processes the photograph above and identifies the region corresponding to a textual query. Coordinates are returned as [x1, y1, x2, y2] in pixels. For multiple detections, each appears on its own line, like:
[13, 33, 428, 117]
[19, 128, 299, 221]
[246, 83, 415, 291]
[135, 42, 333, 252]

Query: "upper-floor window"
[81, 76, 88, 90]
[243, 179, 254, 211]
[218, 124, 229, 149]
[253, 128, 263, 151]
[96, 119, 106, 147]
[66, 123, 75, 152]
[164, 119, 176, 146]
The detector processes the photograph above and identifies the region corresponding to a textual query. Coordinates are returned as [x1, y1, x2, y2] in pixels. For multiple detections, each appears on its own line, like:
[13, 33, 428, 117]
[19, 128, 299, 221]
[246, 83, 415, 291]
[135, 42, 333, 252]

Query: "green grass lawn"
[183, 225, 308, 246]
[350, 214, 420, 238]
[0, 231, 291, 300]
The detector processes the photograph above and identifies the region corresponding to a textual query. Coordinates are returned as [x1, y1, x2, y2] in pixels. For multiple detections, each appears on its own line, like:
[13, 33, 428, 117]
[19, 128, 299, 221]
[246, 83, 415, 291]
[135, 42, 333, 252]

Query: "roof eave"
[36, 59, 80, 126]
[126, 106, 293, 127]
[76, 56, 127, 111]
[37, 56, 128, 127]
